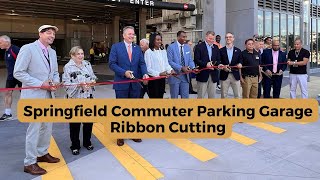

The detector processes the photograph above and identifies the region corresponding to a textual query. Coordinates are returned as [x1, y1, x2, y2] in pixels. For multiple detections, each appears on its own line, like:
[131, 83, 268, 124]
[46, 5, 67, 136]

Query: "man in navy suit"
[220, 32, 243, 98]
[167, 31, 195, 99]
[261, 40, 287, 98]
[109, 26, 149, 146]
[194, 31, 222, 99]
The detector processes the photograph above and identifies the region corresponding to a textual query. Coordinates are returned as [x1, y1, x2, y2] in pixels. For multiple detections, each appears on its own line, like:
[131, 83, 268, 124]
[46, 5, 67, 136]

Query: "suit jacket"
[219, 46, 243, 81]
[167, 41, 195, 84]
[13, 40, 59, 99]
[261, 49, 287, 73]
[194, 42, 220, 83]
[109, 42, 148, 90]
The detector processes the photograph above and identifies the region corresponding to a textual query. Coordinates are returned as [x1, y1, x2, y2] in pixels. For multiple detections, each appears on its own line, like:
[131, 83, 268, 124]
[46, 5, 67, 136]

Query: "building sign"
[106, 0, 155, 6]
[99, 0, 195, 11]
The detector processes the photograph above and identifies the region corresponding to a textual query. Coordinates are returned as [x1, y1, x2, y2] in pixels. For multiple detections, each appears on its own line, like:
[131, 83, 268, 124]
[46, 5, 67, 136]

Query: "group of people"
[0, 24, 310, 175]
[0, 25, 97, 175]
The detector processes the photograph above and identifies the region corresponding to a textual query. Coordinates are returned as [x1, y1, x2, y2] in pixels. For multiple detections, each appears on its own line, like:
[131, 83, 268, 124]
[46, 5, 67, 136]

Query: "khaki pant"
[221, 73, 240, 98]
[241, 76, 258, 98]
[197, 75, 216, 99]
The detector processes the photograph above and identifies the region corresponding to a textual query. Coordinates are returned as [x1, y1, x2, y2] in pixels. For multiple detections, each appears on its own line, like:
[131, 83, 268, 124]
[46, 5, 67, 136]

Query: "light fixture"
[72, 18, 85, 23]
[5, 10, 19, 16]
[104, 4, 117, 7]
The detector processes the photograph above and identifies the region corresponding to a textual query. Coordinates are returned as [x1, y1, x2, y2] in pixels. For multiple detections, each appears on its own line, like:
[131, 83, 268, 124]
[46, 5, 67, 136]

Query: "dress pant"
[257, 74, 263, 98]
[189, 75, 195, 93]
[241, 76, 258, 98]
[90, 54, 95, 65]
[140, 83, 149, 98]
[289, 74, 308, 99]
[70, 123, 93, 150]
[169, 75, 189, 99]
[148, 78, 165, 98]
[263, 74, 283, 98]
[221, 73, 240, 98]
[197, 75, 216, 99]
[24, 92, 53, 166]
[115, 83, 141, 99]
[257, 82, 262, 98]
[24, 122, 53, 166]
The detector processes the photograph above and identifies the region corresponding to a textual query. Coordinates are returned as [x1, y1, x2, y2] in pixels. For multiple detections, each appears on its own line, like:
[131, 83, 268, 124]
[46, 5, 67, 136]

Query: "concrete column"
[139, 8, 147, 40]
[226, 0, 257, 49]
[202, 0, 226, 45]
[302, 0, 310, 81]
[113, 16, 120, 43]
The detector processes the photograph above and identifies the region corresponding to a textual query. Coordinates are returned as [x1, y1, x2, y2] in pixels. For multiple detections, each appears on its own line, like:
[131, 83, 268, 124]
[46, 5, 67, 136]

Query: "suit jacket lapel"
[132, 44, 137, 64]
[175, 42, 181, 64]
[121, 42, 131, 64]
[231, 48, 237, 64]
[202, 43, 209, 62]
[277, 50, 282, 69]
[183, 45, 188, 66]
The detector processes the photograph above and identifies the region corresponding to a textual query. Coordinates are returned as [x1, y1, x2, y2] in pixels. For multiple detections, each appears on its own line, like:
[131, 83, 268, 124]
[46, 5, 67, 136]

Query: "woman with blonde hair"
[62, 46, 97, 155]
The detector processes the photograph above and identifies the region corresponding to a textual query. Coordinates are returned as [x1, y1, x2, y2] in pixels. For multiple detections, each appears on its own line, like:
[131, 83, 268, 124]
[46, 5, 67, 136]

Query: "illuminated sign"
[99, 0, 196, 11]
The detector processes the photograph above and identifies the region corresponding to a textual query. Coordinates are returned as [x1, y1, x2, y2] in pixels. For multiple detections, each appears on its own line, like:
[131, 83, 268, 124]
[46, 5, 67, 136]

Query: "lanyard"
[42, 49, 51, 72]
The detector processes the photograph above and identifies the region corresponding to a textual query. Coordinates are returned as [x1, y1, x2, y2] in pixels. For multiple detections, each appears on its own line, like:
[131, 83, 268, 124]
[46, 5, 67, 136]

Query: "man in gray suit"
[14, 25, 60, 175]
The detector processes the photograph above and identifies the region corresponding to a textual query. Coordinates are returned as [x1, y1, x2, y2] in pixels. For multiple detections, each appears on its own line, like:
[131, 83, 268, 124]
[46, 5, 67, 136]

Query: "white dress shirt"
[144, 48, 173, 77]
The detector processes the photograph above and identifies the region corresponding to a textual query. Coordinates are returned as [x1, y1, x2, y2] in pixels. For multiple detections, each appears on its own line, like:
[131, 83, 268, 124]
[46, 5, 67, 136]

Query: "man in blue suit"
[261, 40, 287, 98]
[167, 31, 195, 99]
[194, 31, 222, 99]
[109, 26, 149, 146]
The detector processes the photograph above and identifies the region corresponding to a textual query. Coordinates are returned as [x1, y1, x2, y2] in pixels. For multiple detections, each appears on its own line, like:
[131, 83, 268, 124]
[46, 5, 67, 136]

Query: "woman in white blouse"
[145, 33, 174, 98]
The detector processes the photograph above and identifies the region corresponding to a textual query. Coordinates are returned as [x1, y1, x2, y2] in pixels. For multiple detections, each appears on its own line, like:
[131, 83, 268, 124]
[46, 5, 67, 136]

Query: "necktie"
[128, 44, 132, 62]
[42, 49, 50, 66]
[180, 45, 185, 66]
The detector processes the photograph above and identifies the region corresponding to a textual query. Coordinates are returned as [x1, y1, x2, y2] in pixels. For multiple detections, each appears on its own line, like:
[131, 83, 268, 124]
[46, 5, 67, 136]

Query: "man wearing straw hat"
[14, 25, 60, 175]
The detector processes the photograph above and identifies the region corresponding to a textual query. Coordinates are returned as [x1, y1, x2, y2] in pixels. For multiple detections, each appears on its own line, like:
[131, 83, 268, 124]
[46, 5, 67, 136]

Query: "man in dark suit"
[261, 40, 287, 98]
[220, 32, 243, 98]
[109, 26, 149, 146]
[194, 31, 222, 99]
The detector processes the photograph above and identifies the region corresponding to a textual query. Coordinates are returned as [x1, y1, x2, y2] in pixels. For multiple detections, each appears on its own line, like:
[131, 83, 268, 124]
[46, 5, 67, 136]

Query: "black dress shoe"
[132, 139, 142, 143]
[117, 139, 124, 146]
[190, 91, 197, 94]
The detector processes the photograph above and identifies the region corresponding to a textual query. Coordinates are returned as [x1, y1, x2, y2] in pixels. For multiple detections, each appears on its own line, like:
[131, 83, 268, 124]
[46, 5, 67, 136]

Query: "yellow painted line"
[93, 124, 160, 180]
[166, 139, 217, 162]
[247, 122, 286, 134]
[121, 144, 164, 179]
[95, 123, 163, 179]
[297, 122, 310, 125]
[229, 132, 257, 146]
[41, 137, 73, 180]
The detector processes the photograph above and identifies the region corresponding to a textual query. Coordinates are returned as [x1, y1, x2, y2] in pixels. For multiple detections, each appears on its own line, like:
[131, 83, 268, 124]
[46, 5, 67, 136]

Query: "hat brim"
[39, 26, 59, 32]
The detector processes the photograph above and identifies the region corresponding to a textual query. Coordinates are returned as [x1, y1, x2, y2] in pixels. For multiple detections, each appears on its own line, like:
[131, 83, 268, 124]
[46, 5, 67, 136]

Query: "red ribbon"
[0, 62, 287, 92]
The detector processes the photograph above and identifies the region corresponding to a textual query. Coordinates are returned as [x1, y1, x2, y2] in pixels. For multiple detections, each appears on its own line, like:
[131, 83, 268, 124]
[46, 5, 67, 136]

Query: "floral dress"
[62, 59, 97, 99]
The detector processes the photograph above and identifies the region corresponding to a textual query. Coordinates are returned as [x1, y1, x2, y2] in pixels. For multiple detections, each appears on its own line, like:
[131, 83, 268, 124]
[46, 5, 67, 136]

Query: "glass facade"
[258, 0, 320, 68]
[257, 9, 301, 54]
[311, 0, 320, 67]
